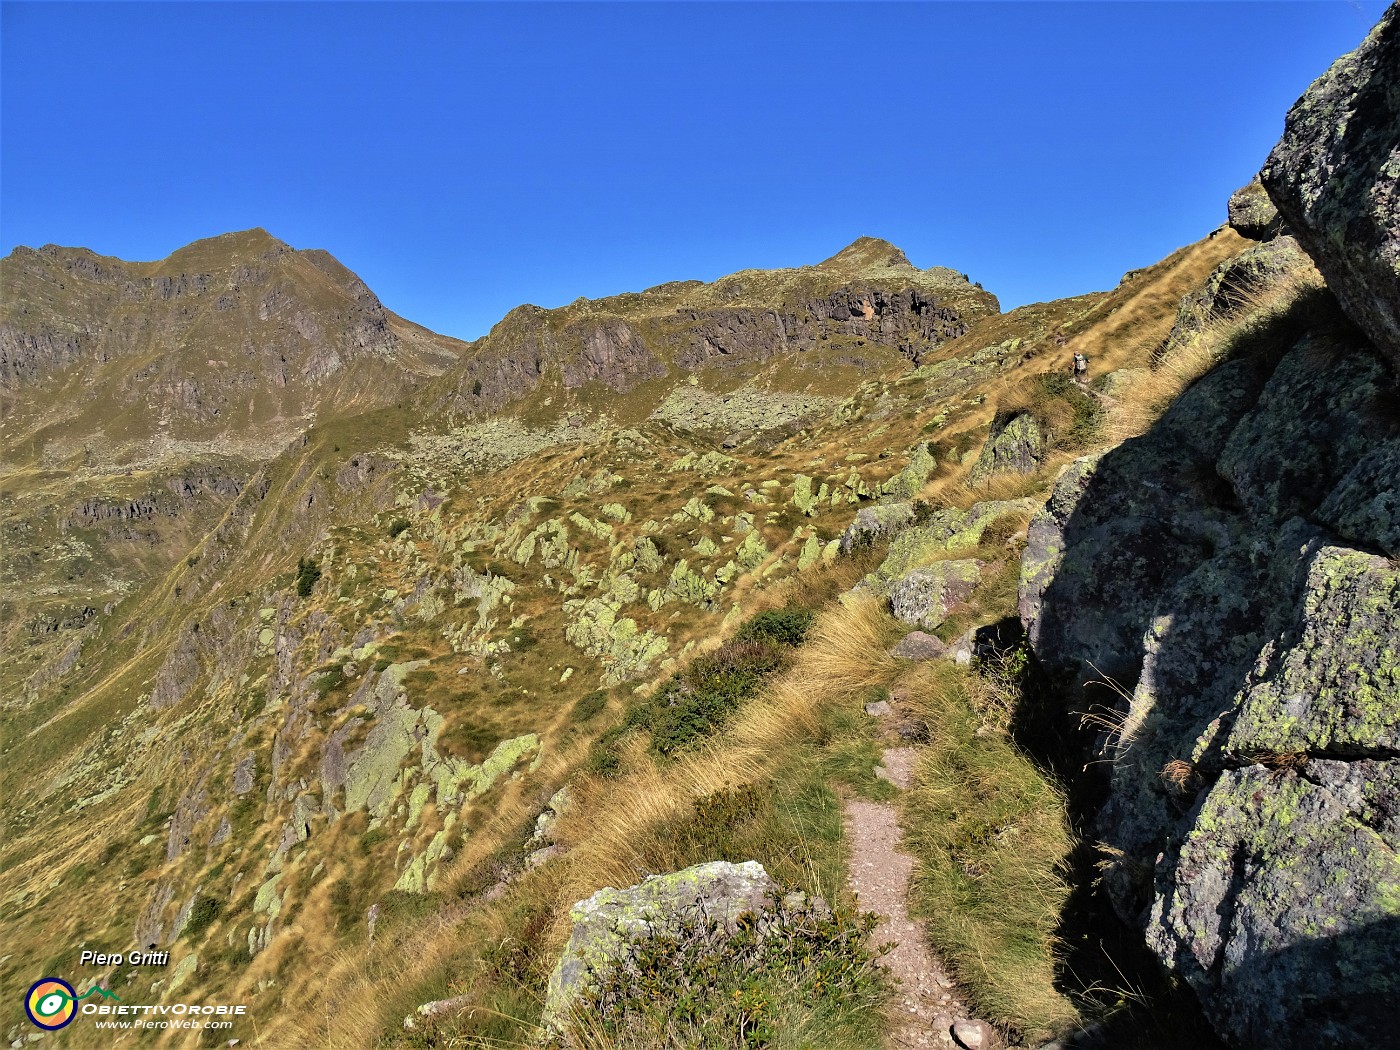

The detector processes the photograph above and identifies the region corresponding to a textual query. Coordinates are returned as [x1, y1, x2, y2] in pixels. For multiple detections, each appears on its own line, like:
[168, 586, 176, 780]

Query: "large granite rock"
[888, 559, 982, 631]
[969, 411, 1043, 484]
[542, 860, 789, 1034]
[1261, 6, 1400, 369]
[1020, 290, 1400, 1046]
[1226, 179, 1282, 240]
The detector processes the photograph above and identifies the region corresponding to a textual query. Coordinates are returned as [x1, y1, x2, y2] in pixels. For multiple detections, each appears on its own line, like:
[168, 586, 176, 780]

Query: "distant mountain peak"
[815, 237, 913, 272]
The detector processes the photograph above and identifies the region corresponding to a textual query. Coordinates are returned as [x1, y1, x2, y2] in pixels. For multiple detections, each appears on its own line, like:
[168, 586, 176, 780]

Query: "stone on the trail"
[951, 1018, 997, 1050]
[890, 631, 947, 661]
[865, 699, 892, 717]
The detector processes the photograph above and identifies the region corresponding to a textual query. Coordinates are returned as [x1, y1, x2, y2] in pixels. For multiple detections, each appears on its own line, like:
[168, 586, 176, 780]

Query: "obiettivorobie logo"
[25, 978, 120, 1030]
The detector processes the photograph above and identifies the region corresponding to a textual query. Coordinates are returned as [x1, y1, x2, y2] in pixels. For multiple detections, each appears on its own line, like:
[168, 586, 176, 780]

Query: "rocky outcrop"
[867, 499, 1037, 594]
[542, 861, 807, 1034]
[1021, 253, 1399, 1045]
[1226, 180, 1281, 241]
[447, 239, 999, 413]
[969, 412, 1043, 484]
[841, 501, 916, 552]
[888, 560, 982, 631]
[1261, 6, 1400, 369]
[1159, 235, 1311, 361]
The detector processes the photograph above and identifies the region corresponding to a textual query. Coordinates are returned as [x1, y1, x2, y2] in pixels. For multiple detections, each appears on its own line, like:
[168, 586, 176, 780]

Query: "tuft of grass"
[183, 893, 223, 941]
[559, 895, 886, 1050]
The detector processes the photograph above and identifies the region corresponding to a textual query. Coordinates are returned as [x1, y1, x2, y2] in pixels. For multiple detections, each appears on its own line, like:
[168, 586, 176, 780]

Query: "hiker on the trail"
[1071, 352, 1089, 382]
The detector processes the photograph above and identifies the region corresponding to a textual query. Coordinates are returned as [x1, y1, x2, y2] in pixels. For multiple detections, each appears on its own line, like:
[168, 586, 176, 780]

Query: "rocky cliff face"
[0, 229, 467, 468]
[1021, 16, 1400, 1047]
[441, 237, 999, 417]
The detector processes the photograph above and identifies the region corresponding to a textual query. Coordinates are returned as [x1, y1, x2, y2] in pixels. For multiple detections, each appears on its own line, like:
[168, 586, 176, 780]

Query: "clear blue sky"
[1, 2, 1388, 340]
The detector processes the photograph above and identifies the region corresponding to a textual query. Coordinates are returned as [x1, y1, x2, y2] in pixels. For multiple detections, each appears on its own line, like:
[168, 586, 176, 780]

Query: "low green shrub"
[295, 557, 323, 597]
[642, 639, 785, 756]
[735, 607, 815, 647]
[572, 690, 608, 722]
[183, 894, 223, 940]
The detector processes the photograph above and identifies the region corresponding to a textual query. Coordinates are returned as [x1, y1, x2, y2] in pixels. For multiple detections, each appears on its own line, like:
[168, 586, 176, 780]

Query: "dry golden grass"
[288, 593, 896, 1049]
[1101, 264, 1324, 443]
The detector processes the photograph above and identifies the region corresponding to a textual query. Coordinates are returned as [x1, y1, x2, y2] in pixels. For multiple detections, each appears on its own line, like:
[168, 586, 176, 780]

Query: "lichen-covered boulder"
[1260, 6, 1400, 368]
[887, 559, 982, 630]
[542, 861, 781, 1033]
[791, 473, 818, 515]
[878, 442, 937, 500]
[1147, 758, 1400, 1048]
[868, 499, 1035, 593]
[839, 501, 915, 553]
[1226, 179, 1282, 240]
[969, 411, 1043, 484]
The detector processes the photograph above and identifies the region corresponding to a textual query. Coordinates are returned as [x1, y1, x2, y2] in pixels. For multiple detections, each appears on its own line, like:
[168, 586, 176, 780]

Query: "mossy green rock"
[564, 596, 669, 682]
[878, 443, 936, 500]
[542, 860, 779, 1034]
[839, 501, 914, 553]
[867, 499, 1034, 592]
[254, 872, 285, 918]
[735, 530, 768, 571]
[1225, 545, 1399, 754]
[969, 411, 1043, 484]
[887, 559, 982, 630]
[666, 559, 719, 606]
[791, 473, 817, 516]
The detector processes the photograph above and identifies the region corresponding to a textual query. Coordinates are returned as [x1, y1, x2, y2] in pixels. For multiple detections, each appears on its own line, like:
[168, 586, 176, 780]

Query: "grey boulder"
[1261, 6, 1400, 368]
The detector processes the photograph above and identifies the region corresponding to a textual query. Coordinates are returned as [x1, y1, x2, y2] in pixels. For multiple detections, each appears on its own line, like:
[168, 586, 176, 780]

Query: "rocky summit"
[2, 11, 1398, 1050]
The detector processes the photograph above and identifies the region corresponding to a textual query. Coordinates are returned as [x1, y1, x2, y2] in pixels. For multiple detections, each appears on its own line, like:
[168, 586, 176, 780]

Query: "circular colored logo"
[26, 978, 77, 1030]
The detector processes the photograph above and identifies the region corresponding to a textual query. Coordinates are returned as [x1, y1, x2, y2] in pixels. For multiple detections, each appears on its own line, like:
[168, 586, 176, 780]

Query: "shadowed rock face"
[1261, 4, 1400, 369]
[1022, 91, 1400, 1050]
[1021, 15, 1400, 1039]
[1023, 298, 1400, 1049]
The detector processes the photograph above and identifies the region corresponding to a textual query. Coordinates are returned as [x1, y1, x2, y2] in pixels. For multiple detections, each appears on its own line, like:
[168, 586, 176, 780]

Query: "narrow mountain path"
[845, 731, 996, 1050]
